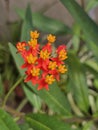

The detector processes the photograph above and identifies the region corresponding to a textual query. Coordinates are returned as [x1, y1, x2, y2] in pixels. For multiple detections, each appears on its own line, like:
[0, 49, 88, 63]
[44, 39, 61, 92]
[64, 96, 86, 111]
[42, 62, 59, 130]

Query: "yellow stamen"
[47, 34, 56, 43]
[16, 42, 25, 51]
[31, 68, 40, 76]
[27, 54, 37, 64]
[30, 31, 39, 39]
[59, 50, 67, 60]
[48, 61, 57, 70]
[28, 39, 37, 48]
[40, 50, 50, 60]
[45, 75, 55, 84]
[58, 65, 67, 73]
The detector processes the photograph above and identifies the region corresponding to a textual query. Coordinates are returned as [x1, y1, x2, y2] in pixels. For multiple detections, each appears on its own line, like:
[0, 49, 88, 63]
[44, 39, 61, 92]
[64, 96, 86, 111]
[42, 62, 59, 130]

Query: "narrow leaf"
[83, 121, 93, 130]
[37, 82, 71, 116]
[96, 95, 98, 110]
[60, 0, 98, 60]
[86, 0, 98, 11]
[67, 52, 89, 112]
[9, 43, 24, 75]
[32, 13, 71, 35]
[0, 109, 20, 130]
[19, 122, 32, 130]
[16, 8, 71, 35]
[23, 85, 42, 111]
[20, 5, 33, 42]
[83, 59, 98, 76]
[0, 119, 9, 130]
[72, 23, 81, 52]
[26, 113, 72, 130]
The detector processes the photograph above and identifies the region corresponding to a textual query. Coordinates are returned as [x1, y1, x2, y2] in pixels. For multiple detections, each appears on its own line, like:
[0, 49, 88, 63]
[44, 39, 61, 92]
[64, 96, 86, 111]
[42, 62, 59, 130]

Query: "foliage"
[0, 0, 98, 129]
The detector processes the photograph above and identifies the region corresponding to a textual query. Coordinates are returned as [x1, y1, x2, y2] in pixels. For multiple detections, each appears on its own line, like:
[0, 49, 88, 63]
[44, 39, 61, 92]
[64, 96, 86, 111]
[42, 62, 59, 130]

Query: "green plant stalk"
[2, 75, 25, 108]
[16, 98, 28, 112]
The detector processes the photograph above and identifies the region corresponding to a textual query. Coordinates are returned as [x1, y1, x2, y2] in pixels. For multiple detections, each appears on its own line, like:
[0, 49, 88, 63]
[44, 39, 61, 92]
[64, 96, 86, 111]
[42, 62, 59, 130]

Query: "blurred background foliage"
[0, 0, 98, 130]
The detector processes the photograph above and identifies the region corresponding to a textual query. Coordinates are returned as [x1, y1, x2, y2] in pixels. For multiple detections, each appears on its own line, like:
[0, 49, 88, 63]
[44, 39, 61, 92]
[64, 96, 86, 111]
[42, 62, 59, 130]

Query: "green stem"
[16, 98, 28, 112]
[4, 105, 25, 117]
[2, 75, 25, 108]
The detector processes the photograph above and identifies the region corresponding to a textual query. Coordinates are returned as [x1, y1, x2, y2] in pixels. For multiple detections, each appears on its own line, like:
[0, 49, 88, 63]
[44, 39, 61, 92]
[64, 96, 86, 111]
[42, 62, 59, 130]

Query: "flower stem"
[2, 75, 25, 108]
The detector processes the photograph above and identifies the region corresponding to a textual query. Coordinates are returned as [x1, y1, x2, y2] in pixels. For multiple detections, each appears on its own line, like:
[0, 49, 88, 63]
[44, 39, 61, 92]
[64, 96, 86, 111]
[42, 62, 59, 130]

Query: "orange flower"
[30, 30, 39, 39]
[16, 42, 26, 52]
[28, 39, 38, 48]
[47, 34, 56, 43]
[58, 50, 67, 60]
[58, 65, 67, 73]
[48, 61, 57, 70]
[45, 75, 55, 84]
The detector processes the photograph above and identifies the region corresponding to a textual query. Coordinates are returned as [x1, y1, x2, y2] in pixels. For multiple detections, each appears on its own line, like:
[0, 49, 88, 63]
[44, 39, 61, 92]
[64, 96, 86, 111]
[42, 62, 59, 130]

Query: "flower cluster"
[16, 31, 67, 90]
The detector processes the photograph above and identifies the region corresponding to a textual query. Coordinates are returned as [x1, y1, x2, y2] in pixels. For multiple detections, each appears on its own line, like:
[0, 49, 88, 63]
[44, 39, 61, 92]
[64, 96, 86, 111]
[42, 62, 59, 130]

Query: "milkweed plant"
[1, 0, 98, 129]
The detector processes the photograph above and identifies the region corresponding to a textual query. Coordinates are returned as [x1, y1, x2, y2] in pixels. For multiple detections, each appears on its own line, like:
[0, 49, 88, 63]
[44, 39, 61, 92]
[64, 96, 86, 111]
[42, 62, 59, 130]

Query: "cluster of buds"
[16, 31, 67, 90]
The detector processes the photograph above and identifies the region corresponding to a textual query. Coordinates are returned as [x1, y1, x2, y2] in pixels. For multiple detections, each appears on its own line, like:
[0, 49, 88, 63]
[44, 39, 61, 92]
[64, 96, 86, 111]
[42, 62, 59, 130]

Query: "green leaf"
[94, 78, 98, 89]
[83, 59, 98, 76]
[86, 0, 98, 11]
[9, 43, 71, 116]
[0, 119, 9, 130]
[67, 52, 89, 112]
[0, 109, 20, 130]
[19, 122, 33, 130]
[26, 113, 72, 130]
[96, 95, 98, 111]
[32, 13, 71, 35]
[37, 82, 71, 116]
[16, 8, 25, 20]
[83, 121, 93, 130]
[23, 85, 42, 111]
[72, 23, 81, 52]
[16, 8, 71, 35]
[60, 0, 98, 60]
[9, 43, 24, 75]
[20, 5, 34, 42]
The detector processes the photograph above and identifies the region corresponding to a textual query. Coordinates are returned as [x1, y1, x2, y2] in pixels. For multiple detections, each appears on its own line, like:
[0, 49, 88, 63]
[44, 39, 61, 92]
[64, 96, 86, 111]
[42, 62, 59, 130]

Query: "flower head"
[40, 50, 50, 60]
[48, 61, 57, 70]
[45, 75, 55, 84]
[31, 67, 40, 76]
[16, 42, 26, 52]
[28, 39, 37, 48]
[58, 50, 67, 60]
[47, 34, 56, 43]
[16, 30, 68, 90]
[58, 65, 67, 73]
[26, 54, 37, 64]
[30, 30, 39, 39]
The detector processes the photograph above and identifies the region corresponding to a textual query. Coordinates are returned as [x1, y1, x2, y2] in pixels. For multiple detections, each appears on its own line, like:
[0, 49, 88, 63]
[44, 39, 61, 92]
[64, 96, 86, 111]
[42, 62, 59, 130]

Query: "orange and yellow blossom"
[16, 30, 68, 90]
[47, 34, 56, 43]
[30, 30, 39, 39]
[16, 42, 26, 52]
